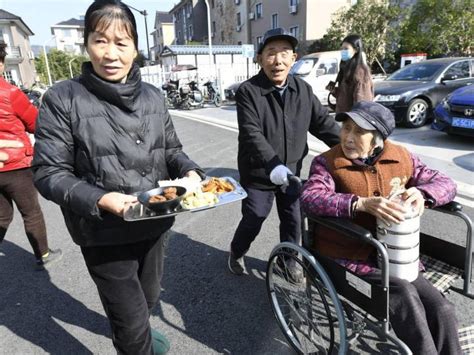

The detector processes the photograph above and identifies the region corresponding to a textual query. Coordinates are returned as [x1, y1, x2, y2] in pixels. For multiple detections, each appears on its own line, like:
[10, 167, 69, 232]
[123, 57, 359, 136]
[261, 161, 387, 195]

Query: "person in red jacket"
[0, 41, 61, 269]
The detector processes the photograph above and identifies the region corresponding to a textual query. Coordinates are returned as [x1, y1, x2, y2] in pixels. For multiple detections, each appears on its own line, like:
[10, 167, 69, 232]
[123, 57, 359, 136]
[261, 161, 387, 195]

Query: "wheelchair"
[266, 189, 473, 354]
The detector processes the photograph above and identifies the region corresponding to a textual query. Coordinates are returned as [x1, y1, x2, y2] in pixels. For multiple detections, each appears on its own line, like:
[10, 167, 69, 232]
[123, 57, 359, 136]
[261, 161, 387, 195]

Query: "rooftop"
[162, 45, 245, 56]
[156, 11, 173, 24]
[0, 9, 34, 35]
[53, 18, 84, 27]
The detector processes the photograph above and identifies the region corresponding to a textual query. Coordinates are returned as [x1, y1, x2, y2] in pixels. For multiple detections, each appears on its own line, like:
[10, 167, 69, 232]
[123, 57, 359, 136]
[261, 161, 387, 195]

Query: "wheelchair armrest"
[307, 215, 375, 244]
[432, 200, 463, 213]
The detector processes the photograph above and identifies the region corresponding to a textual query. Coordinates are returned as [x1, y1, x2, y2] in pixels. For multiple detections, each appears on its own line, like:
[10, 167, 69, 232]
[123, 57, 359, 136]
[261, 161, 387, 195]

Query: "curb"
[171, 110, 474, 208]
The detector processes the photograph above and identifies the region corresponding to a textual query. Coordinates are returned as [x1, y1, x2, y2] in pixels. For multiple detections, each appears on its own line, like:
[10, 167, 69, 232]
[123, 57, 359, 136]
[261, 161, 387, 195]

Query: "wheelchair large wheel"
[266, 242, 348, 354]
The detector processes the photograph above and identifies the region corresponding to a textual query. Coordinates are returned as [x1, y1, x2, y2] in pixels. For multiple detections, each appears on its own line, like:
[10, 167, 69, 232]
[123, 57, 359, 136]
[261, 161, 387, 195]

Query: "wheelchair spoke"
[267, 246, 347, 355]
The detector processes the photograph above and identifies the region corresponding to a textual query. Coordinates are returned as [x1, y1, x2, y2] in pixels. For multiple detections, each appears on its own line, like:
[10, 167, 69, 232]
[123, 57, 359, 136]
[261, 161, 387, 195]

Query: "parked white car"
[290, 50, 341, 106]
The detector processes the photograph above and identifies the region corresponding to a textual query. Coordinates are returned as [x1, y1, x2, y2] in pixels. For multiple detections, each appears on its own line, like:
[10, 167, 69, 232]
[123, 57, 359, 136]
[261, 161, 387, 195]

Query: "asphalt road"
[0, 116, 473, 354]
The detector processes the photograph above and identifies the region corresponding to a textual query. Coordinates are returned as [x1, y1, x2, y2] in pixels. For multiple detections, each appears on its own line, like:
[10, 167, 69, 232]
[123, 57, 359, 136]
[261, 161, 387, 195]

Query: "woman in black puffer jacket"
[32, 1, 203, 354]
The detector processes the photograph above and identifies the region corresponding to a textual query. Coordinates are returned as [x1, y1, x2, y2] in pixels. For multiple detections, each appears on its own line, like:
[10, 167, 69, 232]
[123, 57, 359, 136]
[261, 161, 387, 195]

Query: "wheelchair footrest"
[459, 325, 474, 354]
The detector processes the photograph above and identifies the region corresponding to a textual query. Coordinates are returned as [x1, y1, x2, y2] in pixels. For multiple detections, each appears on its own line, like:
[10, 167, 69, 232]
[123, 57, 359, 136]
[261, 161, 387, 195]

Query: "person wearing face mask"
[32, 1, 204, 353]
[326, 34, 374, 113]
[227, 28, 340, 280]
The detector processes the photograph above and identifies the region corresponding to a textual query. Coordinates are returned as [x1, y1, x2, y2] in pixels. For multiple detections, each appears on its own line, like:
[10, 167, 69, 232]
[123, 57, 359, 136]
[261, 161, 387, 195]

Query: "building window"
[271, 14, 278, 29]
[221, 31, 225, 42]
[235, 0, 241, 4]
[289, 26, 299, 38]
[188, 25, 193, 39]
[256, 3, 263, 18]
[289, 0, 298, 5]
[2, 70, 13, 82]
[212, 21, 216, 33]
[256, 36, 263, 47]
[211, 0, 215, 8]
[236, 12, 241, 26]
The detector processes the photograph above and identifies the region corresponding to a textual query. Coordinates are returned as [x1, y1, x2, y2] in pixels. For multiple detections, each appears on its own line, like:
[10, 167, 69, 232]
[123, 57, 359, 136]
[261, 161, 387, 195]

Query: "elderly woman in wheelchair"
[295, 101, 462, 354]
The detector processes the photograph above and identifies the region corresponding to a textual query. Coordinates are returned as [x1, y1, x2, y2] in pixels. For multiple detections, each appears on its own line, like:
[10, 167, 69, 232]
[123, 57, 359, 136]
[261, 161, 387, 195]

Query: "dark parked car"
[432, 84, 474, 137]
[374, 57, 474, 128]
[224, 81, 242, 102]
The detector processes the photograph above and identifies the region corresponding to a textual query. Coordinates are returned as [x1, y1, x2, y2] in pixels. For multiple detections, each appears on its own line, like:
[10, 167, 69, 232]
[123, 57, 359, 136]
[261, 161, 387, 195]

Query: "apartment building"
[169, 0, 208, 45]
[150, 11, 174, 61]
[247, 0, 353, 50]
[50, 17, 85, 55]
[0, 9, 36, 87]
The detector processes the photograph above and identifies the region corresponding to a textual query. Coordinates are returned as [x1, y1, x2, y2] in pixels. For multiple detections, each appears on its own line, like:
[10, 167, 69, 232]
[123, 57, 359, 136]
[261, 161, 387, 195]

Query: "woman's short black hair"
[0, 41, 7, 64]
[84, 0, 138, 49]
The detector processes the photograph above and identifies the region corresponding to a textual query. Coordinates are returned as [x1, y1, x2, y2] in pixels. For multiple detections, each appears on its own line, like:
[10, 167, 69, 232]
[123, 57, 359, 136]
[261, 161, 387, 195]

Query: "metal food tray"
[123, 176, 246, 222]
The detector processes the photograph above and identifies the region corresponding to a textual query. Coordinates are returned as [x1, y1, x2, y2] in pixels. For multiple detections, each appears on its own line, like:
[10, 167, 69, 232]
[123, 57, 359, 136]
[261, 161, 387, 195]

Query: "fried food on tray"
[202, 177, 234, 194]
[149, 187, 179, 203]
[163, 187, 177, 200]
[149, 194, 167, 203]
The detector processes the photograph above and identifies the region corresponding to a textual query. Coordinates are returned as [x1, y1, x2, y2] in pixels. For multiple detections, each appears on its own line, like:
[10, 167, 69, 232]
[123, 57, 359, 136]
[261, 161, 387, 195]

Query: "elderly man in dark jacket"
[228, 28, 340, 278]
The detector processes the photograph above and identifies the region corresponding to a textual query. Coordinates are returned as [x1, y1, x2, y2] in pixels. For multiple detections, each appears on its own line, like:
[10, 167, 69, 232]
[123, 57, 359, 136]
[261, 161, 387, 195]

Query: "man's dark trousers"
[231, 186, 301, 258]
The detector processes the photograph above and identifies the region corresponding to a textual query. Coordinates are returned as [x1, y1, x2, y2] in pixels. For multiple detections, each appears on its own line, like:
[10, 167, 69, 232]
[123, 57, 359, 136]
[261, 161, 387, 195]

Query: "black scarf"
[79, 61, 142, 112]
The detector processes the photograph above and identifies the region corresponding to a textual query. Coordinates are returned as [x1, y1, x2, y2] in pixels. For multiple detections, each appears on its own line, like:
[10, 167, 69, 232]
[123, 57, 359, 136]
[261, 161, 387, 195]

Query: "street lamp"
[204, 0, 213, 80]
[68, 57, 78, 79]
[124, 2, 151, 61]
[42, 36, 56, 86]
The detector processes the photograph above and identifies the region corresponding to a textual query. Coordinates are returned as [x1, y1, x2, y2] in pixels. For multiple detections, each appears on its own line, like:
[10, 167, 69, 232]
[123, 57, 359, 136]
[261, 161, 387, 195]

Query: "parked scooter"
[161, 79, 181, 109]
[161, 79, 204, 110]
[181, 80, 204, 109]
[203, 80, 221, 107]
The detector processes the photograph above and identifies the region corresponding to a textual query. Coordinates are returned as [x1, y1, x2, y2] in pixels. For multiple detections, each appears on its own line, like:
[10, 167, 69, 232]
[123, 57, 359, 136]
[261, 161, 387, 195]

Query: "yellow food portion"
[181, 191, 219, 209]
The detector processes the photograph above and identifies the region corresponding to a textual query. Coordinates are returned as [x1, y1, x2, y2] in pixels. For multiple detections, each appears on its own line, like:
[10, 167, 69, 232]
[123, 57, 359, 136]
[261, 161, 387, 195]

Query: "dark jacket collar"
[255, 69, 297, 96]
[79, 62, 142, 112]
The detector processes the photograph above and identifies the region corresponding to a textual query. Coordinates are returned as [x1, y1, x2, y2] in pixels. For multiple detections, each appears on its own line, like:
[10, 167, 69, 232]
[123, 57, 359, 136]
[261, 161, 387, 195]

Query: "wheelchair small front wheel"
[266, 242, 348, 354]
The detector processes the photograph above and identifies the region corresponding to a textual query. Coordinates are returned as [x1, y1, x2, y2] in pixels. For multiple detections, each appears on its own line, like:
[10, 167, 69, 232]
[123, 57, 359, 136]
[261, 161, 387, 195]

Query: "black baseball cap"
[257, 28, 298, 54]
[335, 101, 396, 140]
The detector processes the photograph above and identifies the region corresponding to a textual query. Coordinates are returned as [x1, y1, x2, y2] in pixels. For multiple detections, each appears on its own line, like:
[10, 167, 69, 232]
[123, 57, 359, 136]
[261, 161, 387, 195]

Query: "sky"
[0, 0, 178, 51]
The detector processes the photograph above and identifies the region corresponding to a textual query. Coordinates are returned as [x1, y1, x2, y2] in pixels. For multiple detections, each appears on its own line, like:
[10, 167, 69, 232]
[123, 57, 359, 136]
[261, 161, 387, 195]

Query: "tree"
[35, 49, 88, 84]
[319, 0, 401, 69]
[399, 0, 473, 57]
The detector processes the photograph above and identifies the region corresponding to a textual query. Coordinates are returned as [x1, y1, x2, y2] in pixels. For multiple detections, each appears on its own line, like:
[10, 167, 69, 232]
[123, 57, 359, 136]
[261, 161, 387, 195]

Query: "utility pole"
[125, 3, 151, 61]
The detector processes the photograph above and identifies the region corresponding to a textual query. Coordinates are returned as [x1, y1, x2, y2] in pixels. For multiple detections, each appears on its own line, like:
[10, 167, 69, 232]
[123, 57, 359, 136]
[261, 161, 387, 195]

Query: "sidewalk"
[170, 108, 474, 208]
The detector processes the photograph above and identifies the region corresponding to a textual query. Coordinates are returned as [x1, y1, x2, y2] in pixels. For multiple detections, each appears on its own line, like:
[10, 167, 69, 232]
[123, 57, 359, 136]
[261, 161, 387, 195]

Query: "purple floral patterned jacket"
[301, 153, 456, 219]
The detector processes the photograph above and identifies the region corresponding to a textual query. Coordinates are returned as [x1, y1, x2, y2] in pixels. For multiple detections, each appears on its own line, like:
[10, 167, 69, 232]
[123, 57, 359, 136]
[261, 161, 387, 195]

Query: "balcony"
[5, 46, 23, 64]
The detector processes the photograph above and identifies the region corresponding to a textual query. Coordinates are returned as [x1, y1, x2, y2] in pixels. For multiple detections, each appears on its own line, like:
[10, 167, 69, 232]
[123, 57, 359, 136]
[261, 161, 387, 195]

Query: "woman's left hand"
[401, 187, 425, 216]
[185, 170, 202, 182]
[97, 192, 138, 217]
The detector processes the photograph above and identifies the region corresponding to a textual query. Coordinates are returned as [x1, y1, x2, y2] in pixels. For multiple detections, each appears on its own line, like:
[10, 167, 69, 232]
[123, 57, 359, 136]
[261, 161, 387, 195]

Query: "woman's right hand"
[97, 192, 138, 217]
[355, 196, 408, 226]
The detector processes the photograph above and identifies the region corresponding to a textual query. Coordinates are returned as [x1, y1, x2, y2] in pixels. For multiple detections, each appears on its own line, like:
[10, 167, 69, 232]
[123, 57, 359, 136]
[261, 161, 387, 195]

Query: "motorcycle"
[161, 79, 181, 109]
[162, 65, 204, 110]
[203, 80, 222, 107]
[162, 79, 204, 110]
[21, 83, 46, 108]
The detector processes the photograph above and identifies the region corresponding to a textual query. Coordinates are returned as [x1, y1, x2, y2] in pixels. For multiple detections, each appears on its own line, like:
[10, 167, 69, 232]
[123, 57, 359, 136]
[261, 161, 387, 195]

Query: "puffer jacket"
[33, 62, 202, 247]
[0, 77, 38, 172]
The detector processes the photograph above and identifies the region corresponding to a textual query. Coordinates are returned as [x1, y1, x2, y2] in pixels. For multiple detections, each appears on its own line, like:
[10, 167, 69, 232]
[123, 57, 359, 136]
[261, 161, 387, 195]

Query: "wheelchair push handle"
[285, 174, 303, 196]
